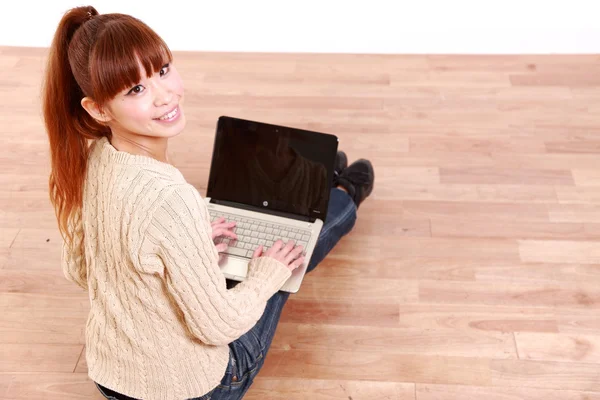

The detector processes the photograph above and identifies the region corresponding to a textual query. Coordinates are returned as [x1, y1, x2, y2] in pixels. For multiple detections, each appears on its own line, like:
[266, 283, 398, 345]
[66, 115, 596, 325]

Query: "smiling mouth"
[155, 106, 179, 121]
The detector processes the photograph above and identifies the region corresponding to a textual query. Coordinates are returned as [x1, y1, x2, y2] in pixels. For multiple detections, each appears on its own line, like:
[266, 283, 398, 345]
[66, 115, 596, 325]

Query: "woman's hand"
[251, 240, 305, 272]
[211, 217, 237, 259]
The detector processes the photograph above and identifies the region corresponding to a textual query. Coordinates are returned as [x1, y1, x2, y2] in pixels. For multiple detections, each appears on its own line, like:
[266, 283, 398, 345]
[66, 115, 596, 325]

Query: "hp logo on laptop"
[263, 201, 269, 207]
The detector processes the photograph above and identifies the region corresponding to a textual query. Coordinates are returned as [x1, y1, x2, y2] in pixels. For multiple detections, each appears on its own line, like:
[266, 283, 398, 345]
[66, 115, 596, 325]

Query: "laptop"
[204, 116, 339, 293]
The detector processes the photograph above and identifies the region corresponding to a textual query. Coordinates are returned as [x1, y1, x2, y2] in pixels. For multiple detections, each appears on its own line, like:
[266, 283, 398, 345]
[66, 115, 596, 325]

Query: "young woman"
[43, 6, 374, 400]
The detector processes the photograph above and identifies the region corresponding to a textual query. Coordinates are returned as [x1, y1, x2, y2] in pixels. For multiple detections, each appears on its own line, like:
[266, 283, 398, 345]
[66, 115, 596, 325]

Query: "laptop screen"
[206, 116, 339, 222]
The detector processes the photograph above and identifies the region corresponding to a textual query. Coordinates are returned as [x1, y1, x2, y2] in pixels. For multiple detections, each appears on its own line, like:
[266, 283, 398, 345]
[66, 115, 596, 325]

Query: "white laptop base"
[205, 198, 323, 293]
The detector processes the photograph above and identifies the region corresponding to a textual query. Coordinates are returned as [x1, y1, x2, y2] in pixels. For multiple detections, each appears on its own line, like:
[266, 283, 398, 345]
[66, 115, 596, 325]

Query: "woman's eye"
[127, 85, 144, 95]
[160, 63, 170, 77]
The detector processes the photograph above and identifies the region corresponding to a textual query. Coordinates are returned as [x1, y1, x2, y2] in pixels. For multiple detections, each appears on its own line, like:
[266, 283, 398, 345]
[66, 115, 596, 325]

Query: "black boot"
[336, 159, 375, 208]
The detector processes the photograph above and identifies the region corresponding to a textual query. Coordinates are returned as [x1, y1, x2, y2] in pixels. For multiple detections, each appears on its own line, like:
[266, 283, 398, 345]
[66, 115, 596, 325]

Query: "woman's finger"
[278, 240, 296, 258]
[211, 220, 235, 231]
[252, 245, 263, 259]
[265, 240, 284, 257]
[289, 256, 305, 271]
[212, 228, 238, 240]
[283, 244, 304, 265]
[215, 243, 228, 253]
[211, 217, 226, 226]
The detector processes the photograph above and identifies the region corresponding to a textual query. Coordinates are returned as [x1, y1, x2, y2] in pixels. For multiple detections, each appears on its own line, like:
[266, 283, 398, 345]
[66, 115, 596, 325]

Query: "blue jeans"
[96, 188, 357, 400]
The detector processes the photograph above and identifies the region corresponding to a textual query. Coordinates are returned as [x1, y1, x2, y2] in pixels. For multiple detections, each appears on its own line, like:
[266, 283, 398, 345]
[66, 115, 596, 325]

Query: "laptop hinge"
[209, 199, 315, 223]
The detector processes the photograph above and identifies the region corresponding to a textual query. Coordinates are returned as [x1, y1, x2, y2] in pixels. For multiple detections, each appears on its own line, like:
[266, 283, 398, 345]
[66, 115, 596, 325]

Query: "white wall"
[3, 0, 600, 54]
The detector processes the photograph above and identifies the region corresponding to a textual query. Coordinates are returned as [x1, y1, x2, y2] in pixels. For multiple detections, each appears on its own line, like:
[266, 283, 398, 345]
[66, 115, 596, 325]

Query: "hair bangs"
[89, 14, 172, 104]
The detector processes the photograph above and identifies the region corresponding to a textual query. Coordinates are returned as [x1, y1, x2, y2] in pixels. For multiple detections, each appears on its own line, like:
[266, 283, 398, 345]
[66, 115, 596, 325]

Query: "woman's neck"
[110, 134, 170, 164]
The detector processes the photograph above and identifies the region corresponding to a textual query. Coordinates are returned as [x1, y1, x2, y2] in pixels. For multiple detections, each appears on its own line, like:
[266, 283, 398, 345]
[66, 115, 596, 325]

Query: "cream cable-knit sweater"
[61, 136, 292, 400]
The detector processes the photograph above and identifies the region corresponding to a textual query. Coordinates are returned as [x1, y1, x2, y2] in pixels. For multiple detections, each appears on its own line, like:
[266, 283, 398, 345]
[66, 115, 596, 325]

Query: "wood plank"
[377, 166, 440, 185]
[9, 228, 63, 249]
[335, 235, 520, 261]
[546, 141, 600, 154]
[492, 152, 600, 170]
[246, 379, 415, 400]
[352, 216, 431, 237]
[417, 383, 600, 400]
[440, 167, 574, 185]
[0, 292, 88, 310]
[556, 186, 600, 204]
[428, 54, 600, 73]
[309, 255, 477, 281]
[0, 307, 87, 345]
[410, 136, 546, 154]
[397, 304, 559, 333]
[419, 280, 600, 309]
[510, 72, 600, 86]
[473, 263, 600, 284]
[401, 200, 550, 222]
[558, 313, 600, 335]
[432, 218, 600, 241]
[315, 258, 595, 285]
[548, 204, 600, 223]
[374, 183, 558, 203]
[1, 373, 105, 400]
[0, 270, 84, 297]
[293, 277, 418, 303]
[0, 344, 82, 373]
[261, 349, 492, 386]
[0, 229, 19, 248]
[280, 299, 400, 327]
[271, 323, 517, 359]
[573, 169, 600, 186]
[1, 247, 62, 271]
[491, 359, 600, 391]
[515, 332, 600, 363]
[519, 240, 600, 264]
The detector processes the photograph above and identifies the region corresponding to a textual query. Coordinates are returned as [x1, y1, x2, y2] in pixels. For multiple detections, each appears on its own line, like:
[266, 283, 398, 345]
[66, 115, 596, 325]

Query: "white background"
[3, 0, 599, 54]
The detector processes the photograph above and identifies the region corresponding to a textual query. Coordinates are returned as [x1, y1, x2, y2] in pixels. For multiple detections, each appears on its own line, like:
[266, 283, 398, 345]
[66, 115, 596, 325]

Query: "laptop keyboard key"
[226, 247, 248, 257]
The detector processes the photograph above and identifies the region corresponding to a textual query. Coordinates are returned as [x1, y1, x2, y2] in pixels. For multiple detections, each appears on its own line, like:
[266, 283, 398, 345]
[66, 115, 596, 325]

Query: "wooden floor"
[1, 46, 600, 399]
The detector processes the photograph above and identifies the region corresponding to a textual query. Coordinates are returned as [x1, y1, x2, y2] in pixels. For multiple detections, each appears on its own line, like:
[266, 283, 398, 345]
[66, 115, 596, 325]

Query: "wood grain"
[491, 359, 600, 391]
[260, 349, 493, 386]
[417, 383, 600, 400]
[271, 323, 517, 359]
[519, 240, 600, 264]
[2, 47, 599, 398]
[0, 344, 82, 373]
[1, 373, 105, 400]
[246, 379, 415, 400]
[514, 332, 600, 363]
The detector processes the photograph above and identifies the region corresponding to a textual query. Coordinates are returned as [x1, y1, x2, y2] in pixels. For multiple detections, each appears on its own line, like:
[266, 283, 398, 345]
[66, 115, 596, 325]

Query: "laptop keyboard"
[209, 210, 311, 259]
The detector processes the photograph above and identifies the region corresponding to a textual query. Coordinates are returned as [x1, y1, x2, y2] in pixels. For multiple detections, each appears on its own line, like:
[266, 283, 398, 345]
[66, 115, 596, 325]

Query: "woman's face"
[103, 61, 186, 139]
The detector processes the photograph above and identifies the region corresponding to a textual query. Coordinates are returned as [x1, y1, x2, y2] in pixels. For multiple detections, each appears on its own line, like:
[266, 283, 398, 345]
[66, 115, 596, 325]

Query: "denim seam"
[216, 352, 264, 389]
[320, 198, 356, 238]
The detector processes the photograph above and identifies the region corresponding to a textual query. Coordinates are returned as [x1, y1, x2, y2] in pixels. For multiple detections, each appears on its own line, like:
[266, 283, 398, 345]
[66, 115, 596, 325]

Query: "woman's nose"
[153, 82, 173, 107]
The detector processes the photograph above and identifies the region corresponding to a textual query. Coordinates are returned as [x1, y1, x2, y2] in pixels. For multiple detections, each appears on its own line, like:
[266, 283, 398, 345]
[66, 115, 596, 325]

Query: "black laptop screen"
[206, 116, 339, 221]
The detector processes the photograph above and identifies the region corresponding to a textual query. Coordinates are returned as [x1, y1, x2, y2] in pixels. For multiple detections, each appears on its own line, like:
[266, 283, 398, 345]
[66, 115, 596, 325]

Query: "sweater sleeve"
[138, 183, 292, 346]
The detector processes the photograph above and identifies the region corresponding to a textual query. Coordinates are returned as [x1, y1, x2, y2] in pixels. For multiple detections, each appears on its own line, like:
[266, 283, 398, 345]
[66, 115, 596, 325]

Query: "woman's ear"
[81, 97, 113, 124]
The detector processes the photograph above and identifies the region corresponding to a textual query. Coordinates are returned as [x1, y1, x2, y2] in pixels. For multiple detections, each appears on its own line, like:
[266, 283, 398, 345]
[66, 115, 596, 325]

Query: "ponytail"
[43, 5, 173, 255]
[42, 6, 108, 248]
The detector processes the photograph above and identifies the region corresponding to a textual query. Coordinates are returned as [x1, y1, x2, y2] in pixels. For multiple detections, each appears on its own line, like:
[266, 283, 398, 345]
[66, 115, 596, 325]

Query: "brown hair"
[42, 5, 172, 255]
